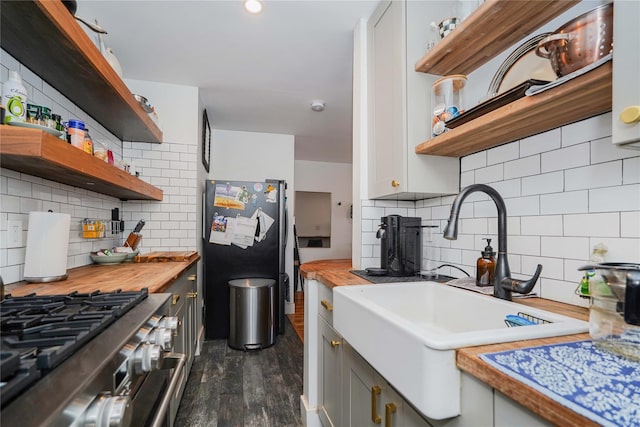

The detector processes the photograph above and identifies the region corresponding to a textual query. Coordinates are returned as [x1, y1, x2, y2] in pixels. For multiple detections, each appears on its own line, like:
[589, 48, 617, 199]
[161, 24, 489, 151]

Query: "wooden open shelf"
[415, 0, 579, 76]
[0, 127, 163, 201]
[415, 62, 612, 157]
[0, 0, 162, 143]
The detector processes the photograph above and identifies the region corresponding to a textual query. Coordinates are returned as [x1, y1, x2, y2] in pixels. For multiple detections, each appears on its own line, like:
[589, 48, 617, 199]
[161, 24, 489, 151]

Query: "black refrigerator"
[203, 179, 288, 340]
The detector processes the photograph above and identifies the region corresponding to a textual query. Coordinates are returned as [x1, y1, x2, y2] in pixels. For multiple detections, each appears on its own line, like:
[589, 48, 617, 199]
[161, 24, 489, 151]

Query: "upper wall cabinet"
[611, 0, 640, 149]
[0, 0, 162, 143]
[367, 1, 459, 200]
[413, 0, 613, 157]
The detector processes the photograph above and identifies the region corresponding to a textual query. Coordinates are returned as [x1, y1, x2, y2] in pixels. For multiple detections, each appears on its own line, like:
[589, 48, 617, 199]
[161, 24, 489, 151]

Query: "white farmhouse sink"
[333, 282, 588, 420]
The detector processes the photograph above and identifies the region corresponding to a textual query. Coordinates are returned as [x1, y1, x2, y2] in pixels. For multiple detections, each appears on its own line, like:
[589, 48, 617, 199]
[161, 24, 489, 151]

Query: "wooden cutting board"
[135, 251, 199, 263]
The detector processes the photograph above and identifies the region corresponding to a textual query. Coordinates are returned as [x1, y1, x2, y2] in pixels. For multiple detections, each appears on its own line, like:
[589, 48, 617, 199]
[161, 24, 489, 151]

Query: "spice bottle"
[476, 238, 496, 287]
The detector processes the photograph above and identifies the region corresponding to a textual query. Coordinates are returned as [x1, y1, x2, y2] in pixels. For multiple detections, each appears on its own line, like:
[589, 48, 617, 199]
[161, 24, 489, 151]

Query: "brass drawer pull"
[330, 339, 341, 348]
[187, 292, 198, 298]
[320, 299, 333, 311]
[187, 274, 196, 281]
[385, 403, 397, 427]
[391, 180, 400, 188]
[172, 294, 180, 305]
[371, 386, 382, 424]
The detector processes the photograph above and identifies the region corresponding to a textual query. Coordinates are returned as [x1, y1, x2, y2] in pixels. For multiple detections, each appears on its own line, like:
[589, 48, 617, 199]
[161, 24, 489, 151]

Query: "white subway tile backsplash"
[505, 196, 539, 216]
[507, 235, 540, 256]
[475, 164, 504, 183]
[460, 218, 488, 235]
[563, 213, 620, 237]
[565, 161, 622, 191]
[504, 155, 540, 179]
[488, 218, 519, 236]
[562, 113, 612, 147]
[522, 255, 563, 280]
[541, 236, 590, 260]
[589, 237, 640, 262]
[541, 143, 589, 173]
[449, 233, 475, 250]
[490, 179, 521, 198]
[460, 170, 474, 187]
[362, 206, 385, 220]
[522, 171, 563, 196]
[488, 143, 519, 165]
[520, 129, 561, 156]
[474, 200, 498, 218]
[540, 190, 588, 215]
[521, 215, 563, 236]
[623, 157, 640, 184]
[621, 212, 640, 237]
[589, 185, 640, 212]
[564, 259, 589, 282]
[440, 248, 462, 264]
[590, 136, 638, 164]
[461, 151, 486, 172]
[539, 278, 589, 307]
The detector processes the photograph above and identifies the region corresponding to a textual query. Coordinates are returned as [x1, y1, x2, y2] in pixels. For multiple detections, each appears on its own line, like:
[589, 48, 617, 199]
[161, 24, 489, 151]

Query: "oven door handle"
[149, 352, 187, 427]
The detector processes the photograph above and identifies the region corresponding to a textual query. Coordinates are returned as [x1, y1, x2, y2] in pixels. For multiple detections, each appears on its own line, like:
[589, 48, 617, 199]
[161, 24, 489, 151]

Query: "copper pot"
[535, 3, 613, 77]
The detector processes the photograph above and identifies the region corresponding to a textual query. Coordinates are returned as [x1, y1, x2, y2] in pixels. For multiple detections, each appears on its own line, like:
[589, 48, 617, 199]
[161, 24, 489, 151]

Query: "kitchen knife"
[133, 219, 145, 233]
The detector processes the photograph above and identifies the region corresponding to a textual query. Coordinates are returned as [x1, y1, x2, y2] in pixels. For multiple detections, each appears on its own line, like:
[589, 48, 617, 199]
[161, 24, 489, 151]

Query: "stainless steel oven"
[1, 291, 185, 427]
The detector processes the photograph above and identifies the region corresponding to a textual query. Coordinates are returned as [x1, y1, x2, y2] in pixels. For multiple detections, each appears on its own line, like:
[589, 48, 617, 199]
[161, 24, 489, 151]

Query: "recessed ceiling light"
[311, 100, 325, 112]
[244, 0, 263, 14]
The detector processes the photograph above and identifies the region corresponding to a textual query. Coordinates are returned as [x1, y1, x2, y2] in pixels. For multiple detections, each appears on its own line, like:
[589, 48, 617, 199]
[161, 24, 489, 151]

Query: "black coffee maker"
[376, 215, 422, 276]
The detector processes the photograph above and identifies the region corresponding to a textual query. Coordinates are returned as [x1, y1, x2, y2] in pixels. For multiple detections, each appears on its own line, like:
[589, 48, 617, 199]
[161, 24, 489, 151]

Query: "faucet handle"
[502, 264, 542, 295]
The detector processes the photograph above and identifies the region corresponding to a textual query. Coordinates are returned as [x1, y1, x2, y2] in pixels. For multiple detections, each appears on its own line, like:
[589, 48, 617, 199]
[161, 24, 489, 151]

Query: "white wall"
[123, 79, 199, 252]
[295, 160, 353, 263]
[210, 129, 296, 312]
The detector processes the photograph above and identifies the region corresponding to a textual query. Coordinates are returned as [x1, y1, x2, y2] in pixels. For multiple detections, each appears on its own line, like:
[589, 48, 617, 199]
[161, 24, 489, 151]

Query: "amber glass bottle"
[476, 238, 496, 287]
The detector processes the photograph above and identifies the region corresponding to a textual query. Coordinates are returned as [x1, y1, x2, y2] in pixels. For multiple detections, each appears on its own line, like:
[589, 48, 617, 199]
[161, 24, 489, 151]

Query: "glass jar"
[431, 74, 467, 136]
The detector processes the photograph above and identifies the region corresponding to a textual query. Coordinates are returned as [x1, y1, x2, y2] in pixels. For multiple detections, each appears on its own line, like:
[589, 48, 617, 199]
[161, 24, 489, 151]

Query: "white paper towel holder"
[23, 210, 71, 283]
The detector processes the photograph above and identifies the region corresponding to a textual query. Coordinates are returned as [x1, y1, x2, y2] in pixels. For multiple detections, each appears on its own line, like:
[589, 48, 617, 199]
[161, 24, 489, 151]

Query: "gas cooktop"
[0, 289, 148, 407]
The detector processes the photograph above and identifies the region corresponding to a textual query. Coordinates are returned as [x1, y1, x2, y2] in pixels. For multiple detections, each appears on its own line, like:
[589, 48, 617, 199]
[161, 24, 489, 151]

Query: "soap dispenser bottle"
[476, 238, 496, 287]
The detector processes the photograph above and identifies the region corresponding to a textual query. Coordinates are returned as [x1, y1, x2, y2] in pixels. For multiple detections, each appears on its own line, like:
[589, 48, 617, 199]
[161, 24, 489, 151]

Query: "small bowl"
[124, 249, 140, 262]
[90, 252, 128, 265]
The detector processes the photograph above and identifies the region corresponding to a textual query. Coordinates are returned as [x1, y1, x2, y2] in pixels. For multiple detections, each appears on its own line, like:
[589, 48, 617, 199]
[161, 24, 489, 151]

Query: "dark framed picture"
[202, 109, 211, 173]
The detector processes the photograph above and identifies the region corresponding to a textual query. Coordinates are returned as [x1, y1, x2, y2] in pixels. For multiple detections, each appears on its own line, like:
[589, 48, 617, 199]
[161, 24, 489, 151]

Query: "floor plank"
[175, 317, 304, 427]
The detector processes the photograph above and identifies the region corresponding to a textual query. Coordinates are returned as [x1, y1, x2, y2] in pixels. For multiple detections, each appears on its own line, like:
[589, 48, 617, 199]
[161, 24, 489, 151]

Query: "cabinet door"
[342, 343, 378, 427]
[319, 317, 343, 427]
[494, 391, 553, 427]
[369, 0, 406, 198]
[612, 0, 640, 148]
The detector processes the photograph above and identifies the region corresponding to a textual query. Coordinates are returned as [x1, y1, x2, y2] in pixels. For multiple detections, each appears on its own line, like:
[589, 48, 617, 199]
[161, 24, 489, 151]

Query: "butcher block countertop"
[5, 252, 200, 297]
[301, 259, 593, 426]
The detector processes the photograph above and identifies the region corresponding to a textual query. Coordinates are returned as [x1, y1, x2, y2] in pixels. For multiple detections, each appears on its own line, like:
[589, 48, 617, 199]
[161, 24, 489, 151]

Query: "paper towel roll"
[23, 211, 71, 283]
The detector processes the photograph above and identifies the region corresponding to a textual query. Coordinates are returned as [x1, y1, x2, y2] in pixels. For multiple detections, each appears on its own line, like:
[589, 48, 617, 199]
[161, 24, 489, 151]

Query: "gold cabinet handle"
[187, 274, 196, 281]
[391, 180, 400, 188]
[172, 294, 180, 305]
[371, 386, 382, 424]
[330, 339, 341, 348]
[621, 105, 640, 124]
[385, 403, 397, 427]
[187, 292, 198, 298]
[320, 299, 333, 311]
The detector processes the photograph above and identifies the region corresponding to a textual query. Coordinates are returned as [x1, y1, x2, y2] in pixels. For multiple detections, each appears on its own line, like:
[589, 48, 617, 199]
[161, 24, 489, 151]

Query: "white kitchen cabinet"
[367, 0, 459, 200]
[342, 342, 432, 427]
[318, 316, 343, 427]
[494, 391, 553, 427]
[612, 0, 640, 149]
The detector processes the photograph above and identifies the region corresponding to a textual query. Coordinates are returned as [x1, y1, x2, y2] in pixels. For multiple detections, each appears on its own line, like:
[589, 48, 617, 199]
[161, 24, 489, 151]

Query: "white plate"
[7, 120, 64, 138]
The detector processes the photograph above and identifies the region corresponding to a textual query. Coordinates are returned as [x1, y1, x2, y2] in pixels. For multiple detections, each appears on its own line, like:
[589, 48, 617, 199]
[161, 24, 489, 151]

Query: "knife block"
[124, 232, 142, 250]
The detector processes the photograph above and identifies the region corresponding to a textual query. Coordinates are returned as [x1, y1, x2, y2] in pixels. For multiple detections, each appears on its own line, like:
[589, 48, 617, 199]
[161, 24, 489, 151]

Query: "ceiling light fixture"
[244, 0, 263, 14]
[311, 100, 325, 112]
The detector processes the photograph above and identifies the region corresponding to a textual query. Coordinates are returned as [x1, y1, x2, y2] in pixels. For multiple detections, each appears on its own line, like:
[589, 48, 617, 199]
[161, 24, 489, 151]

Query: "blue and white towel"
[480, 340, 640, 427]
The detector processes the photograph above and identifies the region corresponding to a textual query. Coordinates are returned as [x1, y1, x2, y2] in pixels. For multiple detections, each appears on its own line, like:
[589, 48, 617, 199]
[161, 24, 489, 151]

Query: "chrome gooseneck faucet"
[443, 184, 542, 301]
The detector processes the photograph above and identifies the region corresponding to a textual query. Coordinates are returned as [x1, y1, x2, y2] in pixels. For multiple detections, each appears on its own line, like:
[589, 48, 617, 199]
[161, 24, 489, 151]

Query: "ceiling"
[77, 0, 380, 164]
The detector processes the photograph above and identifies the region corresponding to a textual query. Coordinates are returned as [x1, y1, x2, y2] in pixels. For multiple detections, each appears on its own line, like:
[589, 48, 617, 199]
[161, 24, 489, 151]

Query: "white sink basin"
[333, 282, 588, 420]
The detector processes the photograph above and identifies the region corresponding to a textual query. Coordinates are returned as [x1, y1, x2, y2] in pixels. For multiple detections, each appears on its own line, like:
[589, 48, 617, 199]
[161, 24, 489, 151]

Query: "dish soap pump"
[476, 238, 496, 287]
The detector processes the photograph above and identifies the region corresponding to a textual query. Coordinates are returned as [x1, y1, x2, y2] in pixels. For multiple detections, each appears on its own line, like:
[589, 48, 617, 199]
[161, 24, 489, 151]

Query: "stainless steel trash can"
[228, 278, 276, 350]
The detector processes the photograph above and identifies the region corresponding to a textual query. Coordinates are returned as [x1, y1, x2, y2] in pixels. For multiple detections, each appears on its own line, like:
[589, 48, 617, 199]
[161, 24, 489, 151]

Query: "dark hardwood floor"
[175, 316, 304, 427]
